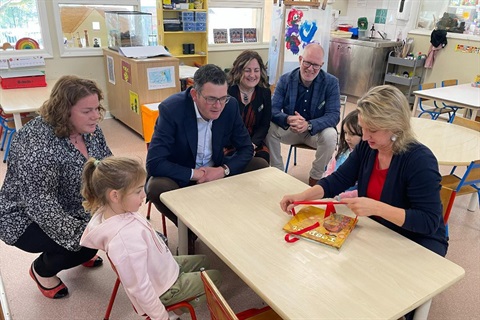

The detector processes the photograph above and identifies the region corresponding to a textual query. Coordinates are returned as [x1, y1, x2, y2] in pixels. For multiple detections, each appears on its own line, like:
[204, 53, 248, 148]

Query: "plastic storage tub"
[106, 11, 152, 51]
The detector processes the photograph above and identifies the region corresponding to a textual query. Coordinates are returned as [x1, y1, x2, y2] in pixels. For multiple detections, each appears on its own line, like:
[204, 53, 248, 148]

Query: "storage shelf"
[158, 4, 208, 67]
[384, 74, 421, 86]
[164, 9, 207, 12]
[174, 54, 207, 58]
[387, 56, 426, 68]
[384, 51, 425, 105]
[164, 31, 206, 34]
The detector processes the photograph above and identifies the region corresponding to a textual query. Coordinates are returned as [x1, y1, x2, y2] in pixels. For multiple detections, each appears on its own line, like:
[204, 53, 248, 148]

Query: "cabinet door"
[328, 42, 374, 97]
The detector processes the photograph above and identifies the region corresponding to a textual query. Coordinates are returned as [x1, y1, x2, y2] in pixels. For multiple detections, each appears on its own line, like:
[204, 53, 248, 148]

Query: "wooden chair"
[417, 82, 457, 122]
[452, 116, 480, 132]
[284, 95, 347, 173]
[104, 256, 197, 320]
[200, 271, 282, 320]
[441, 160, 480, 217]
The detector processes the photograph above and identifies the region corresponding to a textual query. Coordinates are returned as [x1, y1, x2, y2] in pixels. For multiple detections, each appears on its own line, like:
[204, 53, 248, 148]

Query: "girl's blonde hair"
[81, 156, 146, 213]
[356, 85, 417, 154]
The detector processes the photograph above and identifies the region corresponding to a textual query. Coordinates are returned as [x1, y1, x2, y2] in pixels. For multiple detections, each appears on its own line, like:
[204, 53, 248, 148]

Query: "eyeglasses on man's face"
[199, 91, 231, 105]
[301, 60, 322, 70]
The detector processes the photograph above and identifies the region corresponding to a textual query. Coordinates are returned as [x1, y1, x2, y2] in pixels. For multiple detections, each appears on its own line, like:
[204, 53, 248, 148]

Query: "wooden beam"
[283, 1, 321, 7]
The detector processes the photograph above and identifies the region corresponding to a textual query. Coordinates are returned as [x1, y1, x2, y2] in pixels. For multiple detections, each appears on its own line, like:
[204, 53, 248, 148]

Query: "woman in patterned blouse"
[0, 75, 112, 299]
[227, 50, 272, 163]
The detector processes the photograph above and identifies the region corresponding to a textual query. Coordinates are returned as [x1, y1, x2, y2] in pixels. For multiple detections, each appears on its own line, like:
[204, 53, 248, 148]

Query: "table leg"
[412, 299, 432, 320]
[13, 113, 23, 130]
[177, 220, 188, 255]
[412, 96, 419, 117]
[467, 192, 478, 212]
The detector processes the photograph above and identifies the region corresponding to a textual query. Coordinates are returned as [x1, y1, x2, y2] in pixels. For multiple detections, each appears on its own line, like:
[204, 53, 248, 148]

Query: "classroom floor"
[0, 103, 479, 319]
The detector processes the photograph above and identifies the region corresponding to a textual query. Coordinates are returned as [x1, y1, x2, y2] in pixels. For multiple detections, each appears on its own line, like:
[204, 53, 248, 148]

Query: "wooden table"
[411, 117, 480, 166]
[412, 83, 480, 119]
[0, 80, 55, 129]
[161, 167, 465, 320]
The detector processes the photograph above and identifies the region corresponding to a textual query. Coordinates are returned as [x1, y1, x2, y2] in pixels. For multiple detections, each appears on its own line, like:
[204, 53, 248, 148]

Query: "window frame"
[0, 0, 53, 59]
[52, 0, 141, 58]
[208, 0, 270, 51]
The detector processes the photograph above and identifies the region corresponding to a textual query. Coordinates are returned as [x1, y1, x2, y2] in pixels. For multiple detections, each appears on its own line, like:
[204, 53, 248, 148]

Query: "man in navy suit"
[146, 64, 267, 254]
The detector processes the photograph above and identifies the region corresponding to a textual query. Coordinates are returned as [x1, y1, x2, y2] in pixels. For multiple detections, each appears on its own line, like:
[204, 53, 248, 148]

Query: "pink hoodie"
[80, 211, 179, 320]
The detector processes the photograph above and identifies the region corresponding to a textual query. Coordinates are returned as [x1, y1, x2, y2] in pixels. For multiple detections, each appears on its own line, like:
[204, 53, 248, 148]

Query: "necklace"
[239, 86, 255, 104]
[69, 133, 82, 144]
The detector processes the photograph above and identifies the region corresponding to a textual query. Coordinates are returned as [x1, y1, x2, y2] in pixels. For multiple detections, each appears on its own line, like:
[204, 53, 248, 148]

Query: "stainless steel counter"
[327, 38, 402, 97]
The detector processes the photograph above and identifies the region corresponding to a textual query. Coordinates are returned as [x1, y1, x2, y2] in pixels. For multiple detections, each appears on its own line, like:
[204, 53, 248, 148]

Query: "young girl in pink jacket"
[321, 110, 362, 199]
[80, 157, 221, 320]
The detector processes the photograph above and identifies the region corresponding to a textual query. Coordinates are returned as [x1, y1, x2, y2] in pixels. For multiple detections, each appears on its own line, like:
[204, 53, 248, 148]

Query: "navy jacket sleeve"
[271, 68, 340, 135]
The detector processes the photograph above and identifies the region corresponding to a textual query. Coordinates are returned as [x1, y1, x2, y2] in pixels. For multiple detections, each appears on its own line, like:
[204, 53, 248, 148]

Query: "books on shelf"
[283, 204, 357, 249]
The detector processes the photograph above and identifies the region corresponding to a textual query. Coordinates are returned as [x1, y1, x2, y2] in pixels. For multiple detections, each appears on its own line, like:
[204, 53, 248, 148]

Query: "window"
[208, 0, 272, 46]
[52, 0, 140, 57]
[416, 0, 479, 36]
[0, 0, 52, 57]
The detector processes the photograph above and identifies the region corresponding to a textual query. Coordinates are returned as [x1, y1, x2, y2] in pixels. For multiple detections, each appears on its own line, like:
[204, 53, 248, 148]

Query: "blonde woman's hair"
[356, 85, 417, 154]
[81, 156, 146, 213]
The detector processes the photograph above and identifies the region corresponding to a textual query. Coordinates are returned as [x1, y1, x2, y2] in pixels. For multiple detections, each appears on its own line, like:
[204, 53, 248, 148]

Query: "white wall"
[337, 0, 421, 40]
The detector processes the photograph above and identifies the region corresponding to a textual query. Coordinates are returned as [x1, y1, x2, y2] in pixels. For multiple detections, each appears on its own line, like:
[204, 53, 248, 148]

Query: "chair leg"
[146, 201, 151, 220]
[3, 130, 15, 163]
[167, 301, 197, 320]
[146, 201, 167, 237]
[284, 145, 294, 173]
[293, 146, 297, 166]
[104, 278, 121, 320]
[162, 213, 167, 237]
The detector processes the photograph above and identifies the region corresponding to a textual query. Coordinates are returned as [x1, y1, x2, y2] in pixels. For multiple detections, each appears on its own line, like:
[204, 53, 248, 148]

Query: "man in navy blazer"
[146, 64, 267, 253]
[266, 43, 341, 186]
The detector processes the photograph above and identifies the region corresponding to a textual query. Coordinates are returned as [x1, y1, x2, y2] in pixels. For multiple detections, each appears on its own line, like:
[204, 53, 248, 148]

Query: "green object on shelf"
[358, 17, 368, 30]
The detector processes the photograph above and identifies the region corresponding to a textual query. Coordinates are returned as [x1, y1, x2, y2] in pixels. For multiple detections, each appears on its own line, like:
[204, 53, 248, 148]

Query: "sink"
[361, 38, 394, 42]
[331, 37, 402, 48]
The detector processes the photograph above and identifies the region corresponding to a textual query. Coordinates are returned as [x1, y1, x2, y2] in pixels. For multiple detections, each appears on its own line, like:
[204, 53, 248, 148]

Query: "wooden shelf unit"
[157, 1, 208, 67]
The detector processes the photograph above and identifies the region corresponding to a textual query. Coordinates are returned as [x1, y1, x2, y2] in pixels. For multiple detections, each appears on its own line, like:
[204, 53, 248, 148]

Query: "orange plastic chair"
[200, 271, 282, 320]
[104, 256, 197, 320]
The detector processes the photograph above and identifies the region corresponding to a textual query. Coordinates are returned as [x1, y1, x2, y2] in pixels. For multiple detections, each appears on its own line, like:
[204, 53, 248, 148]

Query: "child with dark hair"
[322, 110, 362, 199]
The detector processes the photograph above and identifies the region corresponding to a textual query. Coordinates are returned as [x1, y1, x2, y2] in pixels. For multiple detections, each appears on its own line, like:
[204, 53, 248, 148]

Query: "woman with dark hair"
[227, 50, 272, 163]
[0, 75, 112, 299]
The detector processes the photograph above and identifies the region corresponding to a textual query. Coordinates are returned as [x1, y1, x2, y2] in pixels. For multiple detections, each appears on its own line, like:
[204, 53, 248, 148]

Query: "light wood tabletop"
[0, 80, 55, 129]
[161, 167, 465, 320]
[412, 83, 480, 119]
[411, 117, 480, 166]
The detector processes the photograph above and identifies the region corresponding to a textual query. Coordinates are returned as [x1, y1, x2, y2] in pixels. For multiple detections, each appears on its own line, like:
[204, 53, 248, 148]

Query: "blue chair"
[0, 115, 16, 163]
[417, 82, 458, 123]
[440, 79, 462, 121]
[284, 95, 347, 173]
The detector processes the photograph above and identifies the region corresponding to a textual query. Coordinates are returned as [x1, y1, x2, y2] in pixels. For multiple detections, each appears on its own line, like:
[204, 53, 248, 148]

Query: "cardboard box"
[0, 70, 46, 89]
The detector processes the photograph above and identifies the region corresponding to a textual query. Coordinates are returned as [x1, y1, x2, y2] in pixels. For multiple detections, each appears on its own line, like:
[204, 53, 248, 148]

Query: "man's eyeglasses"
[302, 60, 322, 70]
[199, 92, 231, 105]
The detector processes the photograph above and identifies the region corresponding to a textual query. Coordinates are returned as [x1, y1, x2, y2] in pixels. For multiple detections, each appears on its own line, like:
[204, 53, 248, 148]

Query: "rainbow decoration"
[15, 37, 40, 50]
